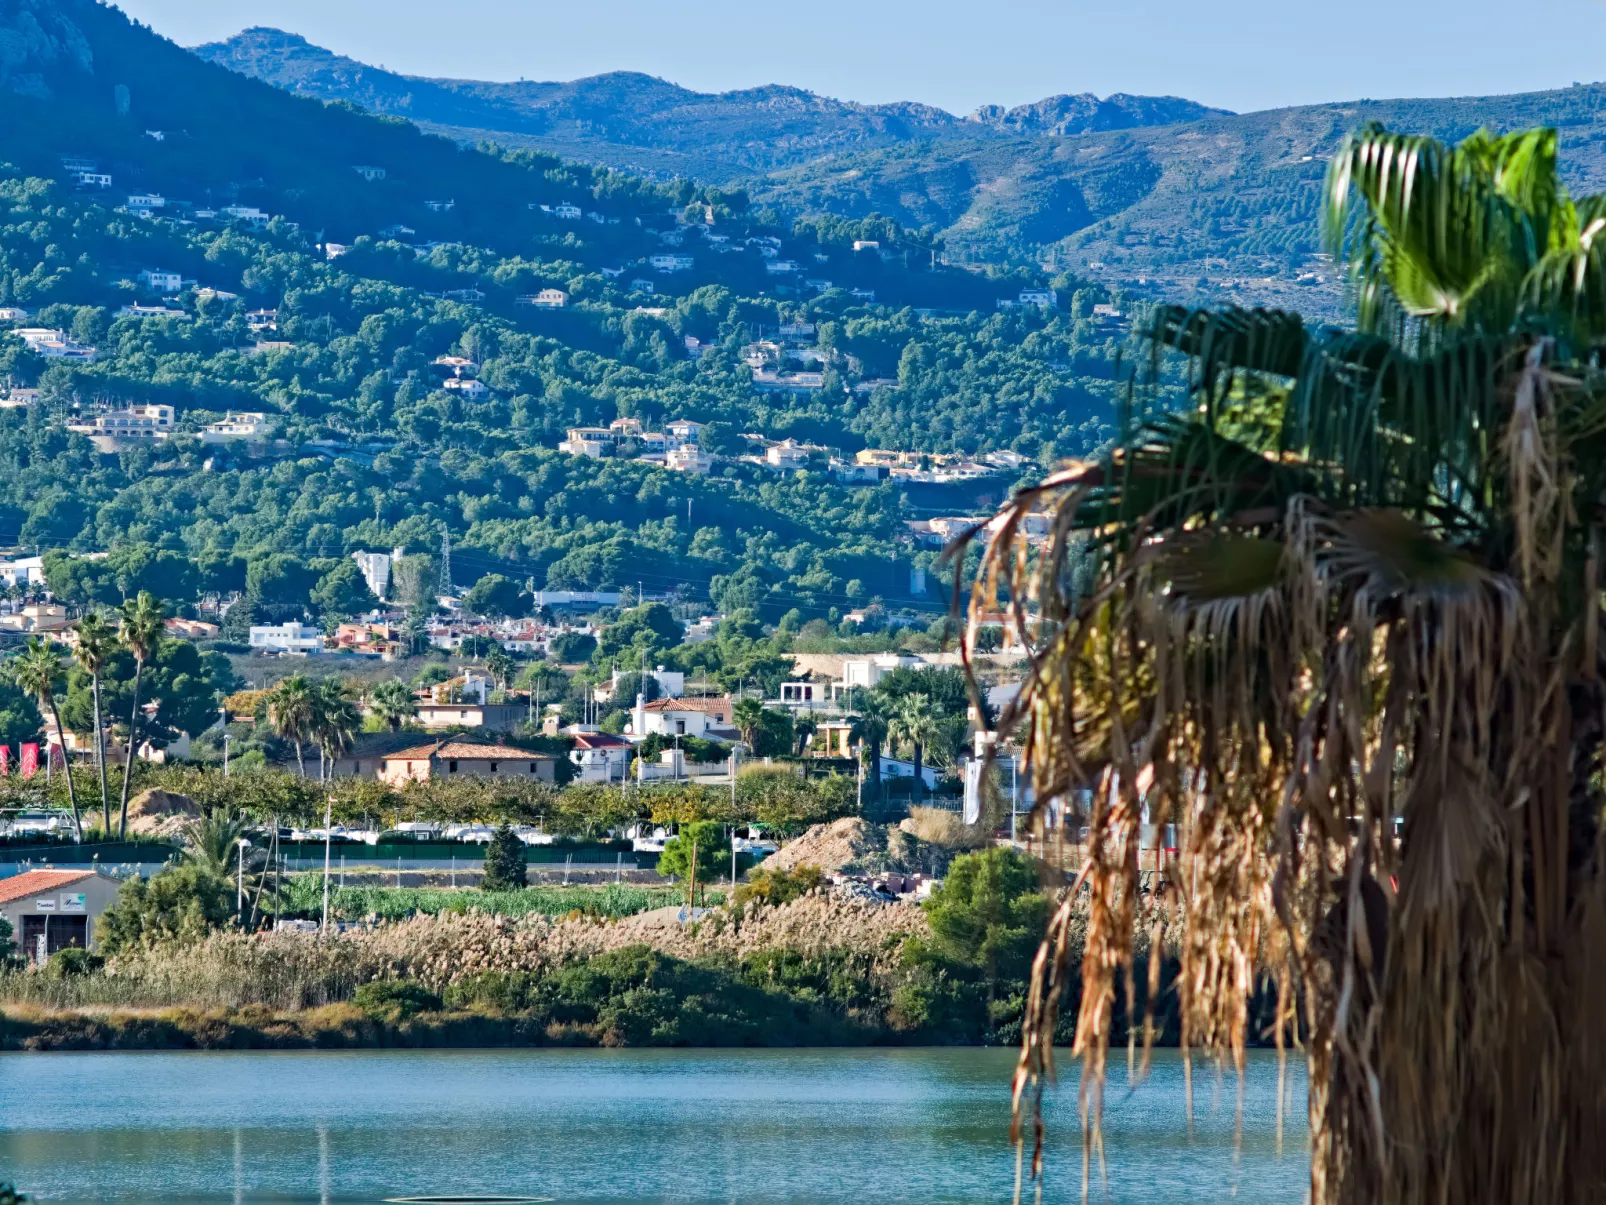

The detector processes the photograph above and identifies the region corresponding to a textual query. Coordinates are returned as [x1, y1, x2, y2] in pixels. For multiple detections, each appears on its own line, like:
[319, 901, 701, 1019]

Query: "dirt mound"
[768, 818, 956, 877]
[124, 788, 202, 837]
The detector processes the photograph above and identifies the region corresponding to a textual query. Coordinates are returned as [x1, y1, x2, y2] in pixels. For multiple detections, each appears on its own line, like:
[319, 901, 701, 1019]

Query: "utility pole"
[439, 526, 452, 596]
[321, 794, 333, 935]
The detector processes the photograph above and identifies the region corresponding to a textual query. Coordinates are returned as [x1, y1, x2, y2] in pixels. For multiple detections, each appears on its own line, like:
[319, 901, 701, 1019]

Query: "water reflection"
[0, 1047, 1308, 1204]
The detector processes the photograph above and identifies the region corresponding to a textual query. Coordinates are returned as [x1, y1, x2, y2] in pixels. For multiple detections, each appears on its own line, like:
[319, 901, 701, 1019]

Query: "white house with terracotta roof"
[0, 869, 121, 962]
[377, 739, 556, 785]
[569, 730, 632, 782]
[632, 695, 733, 738]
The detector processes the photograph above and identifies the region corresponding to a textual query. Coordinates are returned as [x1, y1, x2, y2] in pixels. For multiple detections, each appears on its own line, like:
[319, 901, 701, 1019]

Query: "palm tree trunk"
[116, 662, 145, 839]
[92, 671, 109, 833]
[913, 742, 924, 803]
[49, 701, 81, 841]
[294, 741, 305, 778]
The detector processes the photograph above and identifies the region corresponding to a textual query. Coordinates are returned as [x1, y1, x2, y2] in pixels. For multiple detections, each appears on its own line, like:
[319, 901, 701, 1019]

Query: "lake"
[0, 1048, 1308, 1203]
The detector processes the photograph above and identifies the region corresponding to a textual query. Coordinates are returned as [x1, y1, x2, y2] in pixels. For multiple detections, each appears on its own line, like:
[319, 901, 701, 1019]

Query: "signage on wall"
[59, 894, 85, 913]
[34, 897, 55, 911]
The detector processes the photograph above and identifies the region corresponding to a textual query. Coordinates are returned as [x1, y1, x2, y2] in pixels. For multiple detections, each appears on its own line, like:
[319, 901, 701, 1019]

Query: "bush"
[0, 1183, 26, 1204]
[97, 864, 236, 955]
[922, 846, 1049, 990]
[481, 822, 527, 891]
[732, 864, 824, 909]
[44, 947, 105, 979]
[352, 979, 442, 1021]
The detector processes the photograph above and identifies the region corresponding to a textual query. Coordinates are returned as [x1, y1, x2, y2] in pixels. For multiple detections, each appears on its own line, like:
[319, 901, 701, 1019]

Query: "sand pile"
[123, 788, 202, 838]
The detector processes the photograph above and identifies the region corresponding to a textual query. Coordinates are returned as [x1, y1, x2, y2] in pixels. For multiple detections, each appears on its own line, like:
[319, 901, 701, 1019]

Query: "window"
[529, 762, 538, 773]
[676, 720, 686, 735]
[448, 760, 458, 773]
[489, 762, 498, 772]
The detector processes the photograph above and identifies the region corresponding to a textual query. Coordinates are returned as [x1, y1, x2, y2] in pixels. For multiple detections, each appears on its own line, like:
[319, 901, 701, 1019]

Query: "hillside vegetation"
[0, 1, 1154, 627]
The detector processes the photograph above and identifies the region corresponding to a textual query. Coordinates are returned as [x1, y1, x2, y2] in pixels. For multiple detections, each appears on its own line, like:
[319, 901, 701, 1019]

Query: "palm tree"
[265, 674, 316, 776]
[114, 592, 165, 838]
[72, 612, 118, 833]
[367, 678, 417, 732]
[887, 692, 941, 804]
[732, 697, 764, 748]
[13, 637, 81, 840]
[848, 694, 890, 794]
[180, 809, 251, 877]
[312, 678, 360, 782]
[975, 124, 1606, 1204]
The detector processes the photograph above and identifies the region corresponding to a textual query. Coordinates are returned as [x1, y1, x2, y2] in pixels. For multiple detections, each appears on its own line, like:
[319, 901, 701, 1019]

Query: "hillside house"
[633, 695, 734, 738]
[665, 446, 715, 475]
[351, 165, 387, 181]
[248, 621, 323, 655]
[443, 378, 490, 399]
[200, 412, 271, 444]
[68, 403, 175, 449]
[650, 254, 694, 273]
[15, 328, 95, 361]
[553, 203, 582, 220]
[138, 268, 184, 293]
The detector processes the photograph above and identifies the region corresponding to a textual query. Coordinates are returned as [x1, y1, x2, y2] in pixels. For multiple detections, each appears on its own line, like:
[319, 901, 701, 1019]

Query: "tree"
[97, 863, 234, 954]
[266, 673, 316, 777]
[732, 697, 764, 748]
[0, 674, 42, 751]
[481, 822, 527, 890]
[180, 809, 251, 878]
[849, 695, 890, 793]
[484, 647, 513, 690]
[367, 678, 418, 732]
[981, 124, 1606, 1204]
[115, 592, 165, 839]
[923, 847, 1047, 996]
[309, 560, 379, 620]
[463, 573, 530, 619]
[657, 820, 723, 906]
[312, 678, 360, 781]
[548, 631, 596, 663]
[13, 638, 80, 839]
[888, 692, 942, 803]
[72, 612, 118, 832]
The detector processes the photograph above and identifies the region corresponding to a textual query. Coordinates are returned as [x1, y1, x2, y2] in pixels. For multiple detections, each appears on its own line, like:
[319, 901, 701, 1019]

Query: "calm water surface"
[0, 1048, 1308, 1203]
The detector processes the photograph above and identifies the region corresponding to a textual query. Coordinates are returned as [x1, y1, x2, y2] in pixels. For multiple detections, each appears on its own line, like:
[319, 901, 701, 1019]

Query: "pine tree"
[480, 823, 527, 891]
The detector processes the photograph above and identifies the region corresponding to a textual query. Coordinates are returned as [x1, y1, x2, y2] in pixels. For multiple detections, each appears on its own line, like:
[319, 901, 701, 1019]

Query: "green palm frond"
[1325, 124, 1566, 336]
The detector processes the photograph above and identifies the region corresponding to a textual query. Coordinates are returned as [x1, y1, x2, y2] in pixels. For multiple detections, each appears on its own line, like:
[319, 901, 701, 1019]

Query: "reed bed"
[0, 890, 928, 1012]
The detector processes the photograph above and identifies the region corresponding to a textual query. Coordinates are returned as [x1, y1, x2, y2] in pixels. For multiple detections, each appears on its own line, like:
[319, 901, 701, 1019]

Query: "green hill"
[0, 1, 1151, 634]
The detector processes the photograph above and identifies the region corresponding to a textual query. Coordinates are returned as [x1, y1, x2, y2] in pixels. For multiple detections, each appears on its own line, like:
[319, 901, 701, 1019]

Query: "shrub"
[44, 947, 105, 979]
[732, 864, 824, 909]
[0, 1183, 27, 1204]
[351, 979, 442, 1021]
[97, 864, 235, 955]
[480, 822, 528, 891]
[922, 846, 1048, 991]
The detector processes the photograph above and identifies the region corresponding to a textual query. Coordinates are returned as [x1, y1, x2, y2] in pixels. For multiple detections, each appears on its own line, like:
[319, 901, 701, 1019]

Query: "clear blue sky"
[118, 0, 1606, 116]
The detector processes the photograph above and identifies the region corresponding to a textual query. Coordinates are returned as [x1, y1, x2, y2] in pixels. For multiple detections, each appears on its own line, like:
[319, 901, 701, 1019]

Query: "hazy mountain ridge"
[192, 27, 1226, 177]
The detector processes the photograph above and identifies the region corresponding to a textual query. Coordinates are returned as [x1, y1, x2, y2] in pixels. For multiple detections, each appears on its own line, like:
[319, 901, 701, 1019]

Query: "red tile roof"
[641, 696, 731, 714]
[571, 732, 630, 749]
[0, 869, 98, 905]
[381, 741, 554, 762]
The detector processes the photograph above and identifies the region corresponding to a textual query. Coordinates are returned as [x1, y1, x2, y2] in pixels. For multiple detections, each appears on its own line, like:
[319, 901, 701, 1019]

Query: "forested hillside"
[0, 2, 1148, 630]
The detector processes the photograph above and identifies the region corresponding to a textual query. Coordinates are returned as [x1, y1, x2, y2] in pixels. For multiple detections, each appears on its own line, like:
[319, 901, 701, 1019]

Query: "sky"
[115, 0, 1606, 117]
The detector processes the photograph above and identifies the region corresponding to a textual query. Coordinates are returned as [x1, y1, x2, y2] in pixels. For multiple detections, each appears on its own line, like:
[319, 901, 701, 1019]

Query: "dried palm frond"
[967, 121, 1606, 1205]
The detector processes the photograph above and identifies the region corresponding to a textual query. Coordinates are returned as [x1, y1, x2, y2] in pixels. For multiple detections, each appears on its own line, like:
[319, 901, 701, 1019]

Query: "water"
[0, 1048, 1308, 1203]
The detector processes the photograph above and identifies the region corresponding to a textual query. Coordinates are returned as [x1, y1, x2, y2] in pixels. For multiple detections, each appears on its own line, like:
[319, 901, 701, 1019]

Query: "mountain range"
[192, 28, 1229, 179]
[192, 27, 1606, 312]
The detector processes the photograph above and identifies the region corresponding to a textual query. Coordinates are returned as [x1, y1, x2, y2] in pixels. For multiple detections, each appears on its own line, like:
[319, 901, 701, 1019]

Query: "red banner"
[47, 743, 65, 771]
[20, 743, 38, 778]
[0, 745, 11, 774]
